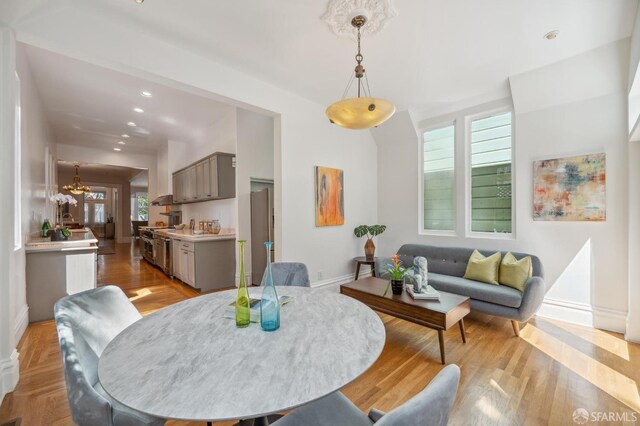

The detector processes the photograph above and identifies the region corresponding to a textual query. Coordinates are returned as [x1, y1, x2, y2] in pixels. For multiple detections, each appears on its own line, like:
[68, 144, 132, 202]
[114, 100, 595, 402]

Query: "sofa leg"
[511, 320, 520, 337]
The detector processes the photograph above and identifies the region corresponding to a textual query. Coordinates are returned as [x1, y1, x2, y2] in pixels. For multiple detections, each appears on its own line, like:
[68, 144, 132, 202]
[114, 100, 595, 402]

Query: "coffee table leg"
[371, 263, 376, 277]
[355, 262, 361, 280]
[438, 329, 445, 364]
[459, 319, 466, 343]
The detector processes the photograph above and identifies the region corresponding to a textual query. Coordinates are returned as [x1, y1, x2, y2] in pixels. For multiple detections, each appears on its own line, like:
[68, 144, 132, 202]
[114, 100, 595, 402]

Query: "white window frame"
[464, 106, 515, 240]
[418, 120, 458, 237]
[14, 72, 21, 250]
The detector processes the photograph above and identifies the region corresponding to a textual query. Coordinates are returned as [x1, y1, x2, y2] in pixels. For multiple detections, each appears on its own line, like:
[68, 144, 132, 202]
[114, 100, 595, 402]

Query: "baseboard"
[14, 305, 28, 344]
[311, 270, 371, 290]
[537, 297, 593, 327]
[0, 350, 19, 404]
[537, 298, 628, 334]
[592, 306, 627, 334]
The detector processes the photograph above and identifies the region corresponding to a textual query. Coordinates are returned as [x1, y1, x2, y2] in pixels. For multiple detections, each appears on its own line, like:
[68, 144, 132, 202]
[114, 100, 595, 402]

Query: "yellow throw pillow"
[463, 250, 501, 285]
[499, 252, 532, 292]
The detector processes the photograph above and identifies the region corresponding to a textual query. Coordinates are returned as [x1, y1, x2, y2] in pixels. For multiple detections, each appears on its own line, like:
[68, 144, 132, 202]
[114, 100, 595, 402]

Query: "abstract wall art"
[533, 153, 606, 221]
[315, 166, 344, 226]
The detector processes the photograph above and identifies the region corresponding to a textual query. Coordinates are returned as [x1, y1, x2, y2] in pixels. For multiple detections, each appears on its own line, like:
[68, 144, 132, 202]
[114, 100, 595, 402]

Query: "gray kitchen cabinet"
[171, 238, 234, 292]
[172, 152, 235, 204]
[196, 159, 211, 199]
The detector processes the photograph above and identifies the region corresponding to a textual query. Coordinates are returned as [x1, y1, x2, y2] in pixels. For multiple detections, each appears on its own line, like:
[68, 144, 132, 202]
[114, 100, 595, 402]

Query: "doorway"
[250, 179, 275, 285]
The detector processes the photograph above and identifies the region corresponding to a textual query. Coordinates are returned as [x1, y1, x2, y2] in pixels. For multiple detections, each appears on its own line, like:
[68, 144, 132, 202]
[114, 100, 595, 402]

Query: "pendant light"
[63, 164, 91, 195]
[326, 15, 395, 130]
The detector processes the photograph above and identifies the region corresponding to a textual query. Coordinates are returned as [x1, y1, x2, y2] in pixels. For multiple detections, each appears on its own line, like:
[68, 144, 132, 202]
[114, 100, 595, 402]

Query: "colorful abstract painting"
[315, 166, 344, 227]
[533, 153, 606, 221]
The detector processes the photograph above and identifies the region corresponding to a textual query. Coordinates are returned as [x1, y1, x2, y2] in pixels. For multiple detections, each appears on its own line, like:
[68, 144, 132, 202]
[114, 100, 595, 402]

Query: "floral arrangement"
[383, 254, 408, 296]
[50, 193, 78, 206]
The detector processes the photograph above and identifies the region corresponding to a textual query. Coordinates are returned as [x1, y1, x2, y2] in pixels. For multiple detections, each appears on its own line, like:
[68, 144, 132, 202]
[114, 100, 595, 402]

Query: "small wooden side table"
[354, 256, 377, 280]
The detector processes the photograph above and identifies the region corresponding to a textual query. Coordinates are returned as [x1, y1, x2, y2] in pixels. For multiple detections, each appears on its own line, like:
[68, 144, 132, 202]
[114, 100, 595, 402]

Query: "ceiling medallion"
[321, 0, 398, 39]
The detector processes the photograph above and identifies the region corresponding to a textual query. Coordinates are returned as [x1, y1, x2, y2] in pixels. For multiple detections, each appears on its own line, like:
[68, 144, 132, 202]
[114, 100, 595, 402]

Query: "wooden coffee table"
[341, 277, 470, 364]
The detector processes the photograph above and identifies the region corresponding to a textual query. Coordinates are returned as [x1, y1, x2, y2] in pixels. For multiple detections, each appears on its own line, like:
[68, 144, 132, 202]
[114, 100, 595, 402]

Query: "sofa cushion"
[428, 273, 523, 308]
[499, 252, 532, 292]
[463, 250, 501, 285]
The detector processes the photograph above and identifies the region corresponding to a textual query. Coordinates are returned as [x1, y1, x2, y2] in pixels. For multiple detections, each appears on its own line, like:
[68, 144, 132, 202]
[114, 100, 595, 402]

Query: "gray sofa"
[376, 244, 545, 336]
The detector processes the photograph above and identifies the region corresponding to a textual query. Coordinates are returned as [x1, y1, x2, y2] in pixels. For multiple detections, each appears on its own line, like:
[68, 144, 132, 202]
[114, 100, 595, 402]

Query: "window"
[84, 191, 106, 200]
[94, 203, 105, 223]
[470, 112, 513, 234]
[131, 192, 148, 221]
[422, 124, 455, 231]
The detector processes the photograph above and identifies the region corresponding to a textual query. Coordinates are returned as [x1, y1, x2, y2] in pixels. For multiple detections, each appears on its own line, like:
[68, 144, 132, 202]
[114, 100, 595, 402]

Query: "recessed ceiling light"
[544, 30, 559, 40]
[127, 122, 137, 127]
[134, 107, 144, 113]
[118, 141, 126, 145]
[114, 148, 122, 151]
[121, 134, 130, 138]
[135, 0, 144, 3]
[140, 91, 152, 98]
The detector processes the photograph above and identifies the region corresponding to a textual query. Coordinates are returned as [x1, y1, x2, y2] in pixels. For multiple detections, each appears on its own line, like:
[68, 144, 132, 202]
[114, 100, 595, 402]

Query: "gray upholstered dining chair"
[261, 262, 310, 287]
[271, 364, 460, 426]
[54, 285, 165, 426]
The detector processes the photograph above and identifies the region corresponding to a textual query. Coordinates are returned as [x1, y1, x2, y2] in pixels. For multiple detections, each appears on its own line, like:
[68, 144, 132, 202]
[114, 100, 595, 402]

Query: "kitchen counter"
[26, 228, 98, 253]
[153, 228, 236, 242]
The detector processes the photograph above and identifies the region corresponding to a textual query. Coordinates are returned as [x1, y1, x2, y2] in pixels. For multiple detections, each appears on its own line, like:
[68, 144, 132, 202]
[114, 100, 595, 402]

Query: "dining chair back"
[262, 262, 310, 287]
[54, 285, 164, 426]
[270, 364, 460, 426]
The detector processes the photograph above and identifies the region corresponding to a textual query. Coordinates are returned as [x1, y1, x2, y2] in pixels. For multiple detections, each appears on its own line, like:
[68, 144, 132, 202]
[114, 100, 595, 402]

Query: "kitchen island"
[153, 229, 236, 292]
[26, 228, 98, 322]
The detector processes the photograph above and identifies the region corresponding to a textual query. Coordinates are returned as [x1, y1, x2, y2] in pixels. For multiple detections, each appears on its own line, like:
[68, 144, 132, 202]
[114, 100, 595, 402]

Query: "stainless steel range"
[140, 228, 156, 264]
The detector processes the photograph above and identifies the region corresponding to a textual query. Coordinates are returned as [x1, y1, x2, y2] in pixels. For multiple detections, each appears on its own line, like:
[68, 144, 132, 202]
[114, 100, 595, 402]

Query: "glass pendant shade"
[326, 97, 395, 130]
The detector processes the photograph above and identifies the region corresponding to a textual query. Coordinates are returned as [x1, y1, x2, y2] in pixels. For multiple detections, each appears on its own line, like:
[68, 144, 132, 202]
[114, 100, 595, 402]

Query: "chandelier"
[63, 164, 91, 195]
[325, 15, 395, 130]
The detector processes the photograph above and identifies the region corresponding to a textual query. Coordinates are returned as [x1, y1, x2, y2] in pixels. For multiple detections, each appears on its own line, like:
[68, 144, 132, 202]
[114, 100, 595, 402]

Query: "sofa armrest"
[375, 257, 393, 278]
[518, 276, 546, 322]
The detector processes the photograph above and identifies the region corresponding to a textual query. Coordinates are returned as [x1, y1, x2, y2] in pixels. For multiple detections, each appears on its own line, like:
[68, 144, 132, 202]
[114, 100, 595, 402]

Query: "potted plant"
[353, 224, 387, 260]
[383, 254, 408, 296]
[50, 193, 77, 241]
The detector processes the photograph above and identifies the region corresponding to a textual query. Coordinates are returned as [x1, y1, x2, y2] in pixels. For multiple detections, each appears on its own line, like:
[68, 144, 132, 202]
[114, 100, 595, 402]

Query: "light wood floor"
[1, 241, 639, 425]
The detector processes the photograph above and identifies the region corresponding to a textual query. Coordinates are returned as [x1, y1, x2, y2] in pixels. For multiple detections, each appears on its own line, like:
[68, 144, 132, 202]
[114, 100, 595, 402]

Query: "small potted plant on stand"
[353, 225, 387, 260]
[383, 254, 408, 296]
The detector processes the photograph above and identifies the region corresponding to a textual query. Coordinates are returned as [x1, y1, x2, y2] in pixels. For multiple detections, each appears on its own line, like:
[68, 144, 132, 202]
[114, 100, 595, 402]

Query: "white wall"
[0, 26, 20, 404]
[375, 40, 630, 333]
[13, 41, 57, 348]
[169, 108, 238, 232]
[236, 108, 274, 280]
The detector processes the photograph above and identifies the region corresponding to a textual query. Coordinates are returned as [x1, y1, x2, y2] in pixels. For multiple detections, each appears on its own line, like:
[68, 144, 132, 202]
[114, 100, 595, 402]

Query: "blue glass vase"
[260, 242, 280, 331]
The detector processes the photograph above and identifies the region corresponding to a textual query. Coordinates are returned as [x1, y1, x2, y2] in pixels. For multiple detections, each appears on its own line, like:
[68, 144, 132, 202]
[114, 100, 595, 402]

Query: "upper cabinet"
[172, 152, 236, 204]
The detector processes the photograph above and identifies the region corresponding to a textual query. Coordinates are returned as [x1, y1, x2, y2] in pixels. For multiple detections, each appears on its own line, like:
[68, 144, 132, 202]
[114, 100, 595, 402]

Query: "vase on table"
[364, 238, 375, 260]
[235, 240, 250, 328]
[391, 279, 404, 295]
[260, 241, 280, 332]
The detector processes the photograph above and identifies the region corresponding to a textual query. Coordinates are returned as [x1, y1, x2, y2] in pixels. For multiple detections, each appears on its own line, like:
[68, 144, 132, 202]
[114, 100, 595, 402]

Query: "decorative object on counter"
[50, 193, 78, 226]
[315, 166, 344, 227]
[235, 240, 250, 328]
[174, 224, 186, 230]
[41, 219, 52, 237]
[353, 224, 386, 260]
[211, 219, 221, 234]
[405, 256, 428, 292]
[51, 227, 71, 241]
[189, 219, 195, 231]
[260, 241, 280, 332]
[62, 163, 91, 194]
[382, 254, 408, 296]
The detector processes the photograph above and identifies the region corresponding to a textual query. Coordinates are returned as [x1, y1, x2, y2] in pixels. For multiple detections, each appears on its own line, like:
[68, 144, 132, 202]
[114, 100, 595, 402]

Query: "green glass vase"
[235, 240, 250, 328]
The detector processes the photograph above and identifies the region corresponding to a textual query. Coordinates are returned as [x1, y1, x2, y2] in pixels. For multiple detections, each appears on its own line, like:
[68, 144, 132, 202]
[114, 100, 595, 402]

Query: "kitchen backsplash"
[178, 197, 237, 230]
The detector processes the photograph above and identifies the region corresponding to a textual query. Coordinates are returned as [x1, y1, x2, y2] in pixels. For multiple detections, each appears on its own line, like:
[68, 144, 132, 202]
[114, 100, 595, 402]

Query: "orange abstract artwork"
[315, 166, 344, 227]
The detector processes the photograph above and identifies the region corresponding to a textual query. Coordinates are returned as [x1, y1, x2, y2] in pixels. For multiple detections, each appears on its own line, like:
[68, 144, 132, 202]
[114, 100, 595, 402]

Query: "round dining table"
[98, 286, 386, 423]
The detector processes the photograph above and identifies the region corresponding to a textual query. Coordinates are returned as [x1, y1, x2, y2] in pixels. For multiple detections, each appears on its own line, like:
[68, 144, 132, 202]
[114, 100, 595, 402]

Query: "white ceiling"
[62, 0, 638, 111]
[6, 0, 638, 138]
[22, 43, 236, 155]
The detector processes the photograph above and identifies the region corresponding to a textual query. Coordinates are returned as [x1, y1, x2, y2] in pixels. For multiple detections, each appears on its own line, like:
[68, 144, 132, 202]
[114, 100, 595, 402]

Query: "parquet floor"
[1, 241, 639, 425]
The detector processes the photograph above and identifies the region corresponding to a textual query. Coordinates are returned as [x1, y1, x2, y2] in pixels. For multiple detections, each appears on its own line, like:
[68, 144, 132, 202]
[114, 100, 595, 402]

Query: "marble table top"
[98, 286, 385, 422]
